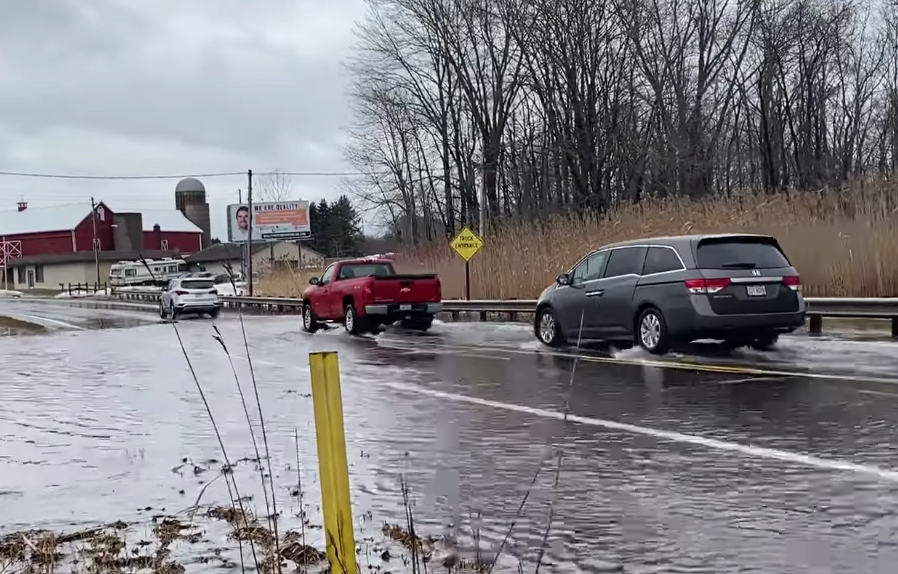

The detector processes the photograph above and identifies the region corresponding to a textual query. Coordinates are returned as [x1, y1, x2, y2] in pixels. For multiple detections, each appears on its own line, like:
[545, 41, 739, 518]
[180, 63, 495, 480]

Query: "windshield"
[180, 280, 215, 290]
[696, 237, 790, 269]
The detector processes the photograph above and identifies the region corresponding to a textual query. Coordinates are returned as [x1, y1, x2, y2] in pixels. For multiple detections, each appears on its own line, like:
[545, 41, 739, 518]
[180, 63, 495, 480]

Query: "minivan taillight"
[684, 277, 731, 294]
[782, 275, 801, 292]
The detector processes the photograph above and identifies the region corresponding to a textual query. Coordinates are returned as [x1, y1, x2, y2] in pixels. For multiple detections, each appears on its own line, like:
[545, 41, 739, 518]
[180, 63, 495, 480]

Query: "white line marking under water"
[17, 314, 87, 330]
[382, 380, 898, 483]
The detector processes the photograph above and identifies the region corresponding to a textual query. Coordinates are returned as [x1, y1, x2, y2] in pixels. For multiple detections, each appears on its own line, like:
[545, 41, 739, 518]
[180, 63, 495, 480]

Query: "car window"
[570, 251, 608, 285]
[603, 247, 647, 279]
[320, 264, 335, 285]
[696, 237, 790, 269]
[181, 279, 215, 290]
[642, 247, 683, 275]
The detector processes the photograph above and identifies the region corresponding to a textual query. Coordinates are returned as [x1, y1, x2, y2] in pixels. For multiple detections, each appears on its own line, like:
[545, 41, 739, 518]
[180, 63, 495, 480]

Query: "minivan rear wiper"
[720, 262, 757, 268]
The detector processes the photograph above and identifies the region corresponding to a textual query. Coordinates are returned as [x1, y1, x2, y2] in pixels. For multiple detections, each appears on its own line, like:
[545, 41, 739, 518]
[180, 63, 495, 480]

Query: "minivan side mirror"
[309, 277, 320, 285]
[555, 273, 570, 286]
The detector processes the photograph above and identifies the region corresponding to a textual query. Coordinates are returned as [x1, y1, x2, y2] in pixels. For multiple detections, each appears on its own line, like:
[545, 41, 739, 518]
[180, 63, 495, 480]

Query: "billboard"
[226, 201, 311, 242]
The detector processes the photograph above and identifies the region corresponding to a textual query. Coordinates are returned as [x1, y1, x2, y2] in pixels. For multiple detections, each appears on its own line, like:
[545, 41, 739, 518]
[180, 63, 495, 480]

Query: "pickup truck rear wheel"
[343, 303, 367, 336]
[302, 303, 320, 333]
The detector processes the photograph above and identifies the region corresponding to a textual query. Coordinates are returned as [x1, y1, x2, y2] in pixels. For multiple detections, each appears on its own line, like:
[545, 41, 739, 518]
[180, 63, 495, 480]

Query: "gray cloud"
[0, 0, 366, 238]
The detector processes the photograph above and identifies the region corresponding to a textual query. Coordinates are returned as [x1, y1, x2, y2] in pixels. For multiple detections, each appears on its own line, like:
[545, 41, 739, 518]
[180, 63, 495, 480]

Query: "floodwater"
[3, 302, 898, 572]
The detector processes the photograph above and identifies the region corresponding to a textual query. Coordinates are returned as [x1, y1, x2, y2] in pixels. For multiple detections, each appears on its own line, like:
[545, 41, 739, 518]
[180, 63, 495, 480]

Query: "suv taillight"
[783, 275, 801, 292]
[175, 290, 187, 296]
[684, 277, 731, 294]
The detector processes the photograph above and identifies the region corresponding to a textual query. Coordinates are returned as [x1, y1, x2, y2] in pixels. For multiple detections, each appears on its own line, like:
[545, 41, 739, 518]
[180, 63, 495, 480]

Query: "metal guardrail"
[110, 290, 898, 336]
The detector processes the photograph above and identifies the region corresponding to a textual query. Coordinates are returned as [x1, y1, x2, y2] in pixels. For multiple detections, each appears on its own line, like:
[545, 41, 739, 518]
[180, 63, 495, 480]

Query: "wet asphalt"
[2, 299, 898, 572]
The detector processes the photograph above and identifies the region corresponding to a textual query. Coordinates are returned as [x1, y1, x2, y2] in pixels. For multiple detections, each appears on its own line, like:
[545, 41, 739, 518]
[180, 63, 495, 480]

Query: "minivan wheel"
[637, 307, 670, 355]
[536, 307, 565, 347]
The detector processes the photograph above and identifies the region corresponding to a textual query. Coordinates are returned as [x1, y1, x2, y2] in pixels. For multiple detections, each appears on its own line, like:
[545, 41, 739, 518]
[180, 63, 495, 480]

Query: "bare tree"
[344, 0, 898, 244]
[256, 169, 294, 202]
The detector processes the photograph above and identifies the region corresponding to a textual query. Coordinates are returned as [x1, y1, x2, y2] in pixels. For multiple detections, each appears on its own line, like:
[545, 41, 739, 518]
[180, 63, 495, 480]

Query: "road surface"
[2, 299, 898, 572]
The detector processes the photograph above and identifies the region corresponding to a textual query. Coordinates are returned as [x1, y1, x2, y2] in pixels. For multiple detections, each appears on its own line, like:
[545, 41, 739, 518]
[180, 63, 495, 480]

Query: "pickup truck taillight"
[364, 286, 372, 297]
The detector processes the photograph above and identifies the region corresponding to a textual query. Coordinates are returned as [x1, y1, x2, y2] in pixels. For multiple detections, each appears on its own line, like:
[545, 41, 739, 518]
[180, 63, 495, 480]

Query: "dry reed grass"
[409, 182, 898, 299]
[255, 182, 898, 300]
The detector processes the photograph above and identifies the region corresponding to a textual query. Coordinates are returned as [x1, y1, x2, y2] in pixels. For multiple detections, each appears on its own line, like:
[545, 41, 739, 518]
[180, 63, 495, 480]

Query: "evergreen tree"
[306, 196, 363, 258]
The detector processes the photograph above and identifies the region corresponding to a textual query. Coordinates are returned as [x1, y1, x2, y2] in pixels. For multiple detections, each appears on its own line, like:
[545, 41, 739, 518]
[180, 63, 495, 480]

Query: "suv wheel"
[637, 307, 670, 355]
[159, 301, 167, 319]
[536, 307, 565, 347]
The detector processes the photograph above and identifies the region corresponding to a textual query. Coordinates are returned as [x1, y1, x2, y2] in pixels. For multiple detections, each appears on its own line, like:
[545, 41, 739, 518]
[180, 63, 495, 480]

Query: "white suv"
[160, 276, 221, 319]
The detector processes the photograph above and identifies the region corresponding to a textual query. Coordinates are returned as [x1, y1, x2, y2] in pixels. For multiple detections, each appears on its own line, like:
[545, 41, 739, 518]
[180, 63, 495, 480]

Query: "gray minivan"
[534, 234, 806, 354]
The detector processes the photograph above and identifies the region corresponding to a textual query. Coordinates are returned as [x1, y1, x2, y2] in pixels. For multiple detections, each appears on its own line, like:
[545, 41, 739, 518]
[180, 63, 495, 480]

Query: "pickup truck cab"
[302, 258, 442, 335]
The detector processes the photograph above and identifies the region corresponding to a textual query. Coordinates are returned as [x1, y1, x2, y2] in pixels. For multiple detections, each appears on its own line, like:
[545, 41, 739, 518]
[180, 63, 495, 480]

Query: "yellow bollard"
[308, 352, 357, 574]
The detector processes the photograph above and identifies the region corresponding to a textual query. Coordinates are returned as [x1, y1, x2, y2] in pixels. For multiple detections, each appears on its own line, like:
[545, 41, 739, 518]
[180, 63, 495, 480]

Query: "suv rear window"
[696, 237, 790, 269]
[181, 280, 215, 290]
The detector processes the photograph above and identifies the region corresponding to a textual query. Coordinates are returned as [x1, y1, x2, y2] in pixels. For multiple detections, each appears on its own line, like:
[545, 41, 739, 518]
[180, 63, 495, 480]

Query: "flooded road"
[3, 306, 898, 572]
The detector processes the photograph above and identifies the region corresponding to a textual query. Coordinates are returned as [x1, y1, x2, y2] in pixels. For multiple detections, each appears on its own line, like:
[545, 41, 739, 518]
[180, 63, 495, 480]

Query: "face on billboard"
[235, 206, 250, 231]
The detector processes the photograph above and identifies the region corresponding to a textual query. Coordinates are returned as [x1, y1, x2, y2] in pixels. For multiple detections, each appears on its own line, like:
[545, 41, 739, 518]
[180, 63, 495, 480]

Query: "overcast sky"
[0, 0, 369, 239]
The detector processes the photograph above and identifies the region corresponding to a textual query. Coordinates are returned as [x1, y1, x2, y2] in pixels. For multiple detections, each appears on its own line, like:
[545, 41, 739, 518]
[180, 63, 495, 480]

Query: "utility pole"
[247, 170, 254, 296]
[90, 198, 101, 288]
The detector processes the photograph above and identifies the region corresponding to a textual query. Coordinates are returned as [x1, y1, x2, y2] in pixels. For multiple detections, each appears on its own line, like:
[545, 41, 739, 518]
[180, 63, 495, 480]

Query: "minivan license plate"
[746, 285, 767, 297]
[399, 304, 411, 311]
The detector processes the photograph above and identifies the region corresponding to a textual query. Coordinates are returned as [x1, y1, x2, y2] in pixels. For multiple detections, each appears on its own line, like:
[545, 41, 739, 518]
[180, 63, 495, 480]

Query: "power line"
[0, 169, 364, 180]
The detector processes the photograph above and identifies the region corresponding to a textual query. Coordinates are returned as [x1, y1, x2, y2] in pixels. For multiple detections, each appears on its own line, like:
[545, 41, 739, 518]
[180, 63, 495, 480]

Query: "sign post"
[449, 225, 484, 300]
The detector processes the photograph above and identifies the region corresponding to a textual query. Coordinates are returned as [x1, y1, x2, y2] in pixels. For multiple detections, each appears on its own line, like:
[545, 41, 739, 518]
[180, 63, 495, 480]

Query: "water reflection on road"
[2, 311, 898, 572]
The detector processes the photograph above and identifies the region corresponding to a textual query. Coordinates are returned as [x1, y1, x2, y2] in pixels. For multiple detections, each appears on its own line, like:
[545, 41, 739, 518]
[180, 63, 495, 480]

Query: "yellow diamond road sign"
[449, 226, 484, 262]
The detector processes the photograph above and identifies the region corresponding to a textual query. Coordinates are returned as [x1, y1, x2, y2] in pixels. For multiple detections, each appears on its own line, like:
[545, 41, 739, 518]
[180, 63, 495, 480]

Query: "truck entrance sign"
[449, 226, 484, 300]
[449, 226, 483, 262]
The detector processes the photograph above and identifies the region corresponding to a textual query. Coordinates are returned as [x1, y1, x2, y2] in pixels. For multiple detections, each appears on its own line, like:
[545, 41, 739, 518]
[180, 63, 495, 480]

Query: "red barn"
[0, 202, 116, 256]
[136, 209, 204, 252]
[0, 201, 204, 291]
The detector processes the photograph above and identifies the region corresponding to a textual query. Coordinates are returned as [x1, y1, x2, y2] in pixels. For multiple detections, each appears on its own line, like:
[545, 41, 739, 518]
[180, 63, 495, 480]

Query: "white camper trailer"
[109, 258, 188, 287]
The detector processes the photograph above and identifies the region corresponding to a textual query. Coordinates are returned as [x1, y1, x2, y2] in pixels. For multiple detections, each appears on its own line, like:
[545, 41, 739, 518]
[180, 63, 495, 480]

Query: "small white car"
[160, 275, 221, 320]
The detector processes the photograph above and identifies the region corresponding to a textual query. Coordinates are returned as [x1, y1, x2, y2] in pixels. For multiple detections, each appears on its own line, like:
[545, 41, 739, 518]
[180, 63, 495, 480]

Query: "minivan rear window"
[696, 237, 790, 269]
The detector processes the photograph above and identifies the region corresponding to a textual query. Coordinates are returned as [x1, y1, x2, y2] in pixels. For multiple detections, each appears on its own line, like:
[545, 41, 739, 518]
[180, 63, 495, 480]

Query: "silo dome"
[175, 177, 206, 193]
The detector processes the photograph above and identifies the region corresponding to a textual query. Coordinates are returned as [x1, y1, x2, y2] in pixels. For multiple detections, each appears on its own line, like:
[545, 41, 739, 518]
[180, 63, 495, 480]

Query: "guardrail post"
[479, 311, 487, 321]
[808, 314, 822, 335]
[892, 317, 897, 339]
[308, 352, 357, 574]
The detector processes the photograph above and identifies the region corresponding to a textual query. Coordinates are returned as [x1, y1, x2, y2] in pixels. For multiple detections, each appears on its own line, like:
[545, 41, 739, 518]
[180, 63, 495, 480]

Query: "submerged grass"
[0, 316, 47, 335]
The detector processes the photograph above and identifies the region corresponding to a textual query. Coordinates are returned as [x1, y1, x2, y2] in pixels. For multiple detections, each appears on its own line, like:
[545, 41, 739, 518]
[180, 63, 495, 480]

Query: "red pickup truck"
[301, 258, 442, 335]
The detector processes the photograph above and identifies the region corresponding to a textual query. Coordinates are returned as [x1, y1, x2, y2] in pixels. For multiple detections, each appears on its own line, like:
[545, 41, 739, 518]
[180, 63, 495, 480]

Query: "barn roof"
[130, 209, 203, 233]
[0, 203, 93, 236]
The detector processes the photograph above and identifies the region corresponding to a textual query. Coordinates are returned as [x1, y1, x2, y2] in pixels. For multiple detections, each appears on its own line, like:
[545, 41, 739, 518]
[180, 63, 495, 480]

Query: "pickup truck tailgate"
[370, 274, 440, 303]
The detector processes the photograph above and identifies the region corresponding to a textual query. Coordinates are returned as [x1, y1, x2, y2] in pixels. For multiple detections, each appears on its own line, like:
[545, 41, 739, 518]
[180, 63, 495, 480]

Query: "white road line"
[382, 380, 898, 483]
[17, 314, 87, 331]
